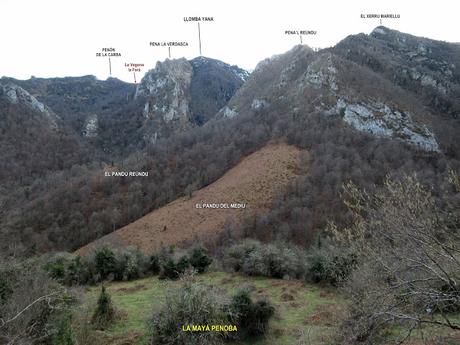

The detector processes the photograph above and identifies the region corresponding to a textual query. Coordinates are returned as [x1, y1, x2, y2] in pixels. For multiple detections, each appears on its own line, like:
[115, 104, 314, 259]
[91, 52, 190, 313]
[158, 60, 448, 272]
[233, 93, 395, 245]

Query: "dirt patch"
[273, 311, 283, 321]
[305, 303, 345, 326]
[396, 336, 460, 345]
[290, 302, 301, 308]
[98, 331, 142, 345]
[115, 308, 129, 323]
[270, 280, 286, 287]
[272, 327, 286, 337]
[220, 277, 234, 285]
[76, 143, 302, 255]
[319, 291, 335, 299]
[242, 284, 257, 292]
[116, 284, 146, 293]
[281, 293, 295, 301]
[288, 288, 298, 296]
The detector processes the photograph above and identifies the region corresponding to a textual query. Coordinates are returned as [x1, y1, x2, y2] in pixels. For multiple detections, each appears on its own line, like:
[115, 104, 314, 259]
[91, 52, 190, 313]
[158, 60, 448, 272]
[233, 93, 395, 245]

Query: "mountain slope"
[76, 143, 301, 255]
[328, 26, 460, 158]
[0, 81, 91, 183]
[332, 26, 460, 119]
[1, 75, 136, 137]
[0, 57, 250, 256]
[220, 27, 460, 156]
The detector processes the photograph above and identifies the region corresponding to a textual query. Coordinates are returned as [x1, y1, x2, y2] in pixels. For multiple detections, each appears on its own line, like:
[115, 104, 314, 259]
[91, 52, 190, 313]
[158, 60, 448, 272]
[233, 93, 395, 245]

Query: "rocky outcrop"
[251, 99, 270, 111]
[83, 114, 98, 138]
[0, 81, 59, 129]
[302, 53, 338, 91]
[222, 106, 239, 118]
[335, 99, 439, 151]
[136, 58, 193, 125]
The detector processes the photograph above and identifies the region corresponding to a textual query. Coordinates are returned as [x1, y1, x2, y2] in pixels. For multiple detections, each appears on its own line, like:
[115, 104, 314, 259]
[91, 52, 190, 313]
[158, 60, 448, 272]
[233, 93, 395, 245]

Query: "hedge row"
[44, 245, 213, 285]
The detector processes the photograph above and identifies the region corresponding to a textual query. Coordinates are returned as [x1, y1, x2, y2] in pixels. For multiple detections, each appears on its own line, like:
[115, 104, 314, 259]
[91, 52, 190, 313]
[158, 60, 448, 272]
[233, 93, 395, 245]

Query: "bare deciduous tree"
[0, 258, 68, 345]
[333, 173, 460, 344]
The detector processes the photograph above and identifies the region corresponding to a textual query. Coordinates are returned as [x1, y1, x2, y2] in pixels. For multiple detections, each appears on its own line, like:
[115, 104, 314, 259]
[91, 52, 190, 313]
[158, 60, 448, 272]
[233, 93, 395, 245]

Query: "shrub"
[44, 257, 67, 282]
[307, 252, 329, 283]
[176, 255, 190, 273]
[64, 256, 88, 286]
[306, 247, 357, 286]
[159, 255, 190, 280]
[329, 253, 357, 285]
[113, 248, 148, 281]
[229, 288, 275, 338]
[52, 312, 75, 345]
[224, 239, 260, 272]
[250, 299, 275, 335]
[149, 253, 161, 274]
[147, 281, 228, 345]
[245, 243, 306, 279]
[92, 285, 115, 330]
[0, 267, 13, 305]
[160, 259, 180, 280]
[189, 246, 213, 273]
[94, 247, 116, 280]
[46, 253, 89, 283]
[225, 240, 307, 279]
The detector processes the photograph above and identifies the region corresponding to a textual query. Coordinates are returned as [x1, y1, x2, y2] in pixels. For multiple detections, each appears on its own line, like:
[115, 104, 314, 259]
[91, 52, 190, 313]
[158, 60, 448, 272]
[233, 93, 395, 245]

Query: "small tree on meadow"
[92, 285, 115, 330]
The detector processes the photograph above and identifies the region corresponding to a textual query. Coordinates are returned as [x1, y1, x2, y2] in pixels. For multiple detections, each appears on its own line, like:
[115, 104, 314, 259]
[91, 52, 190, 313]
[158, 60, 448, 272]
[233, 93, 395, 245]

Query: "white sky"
[1, 0, 458, 83]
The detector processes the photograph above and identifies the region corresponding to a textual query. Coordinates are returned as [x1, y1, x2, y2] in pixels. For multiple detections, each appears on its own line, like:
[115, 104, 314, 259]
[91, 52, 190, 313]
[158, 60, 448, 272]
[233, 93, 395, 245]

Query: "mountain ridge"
[2, 56, 249, 153]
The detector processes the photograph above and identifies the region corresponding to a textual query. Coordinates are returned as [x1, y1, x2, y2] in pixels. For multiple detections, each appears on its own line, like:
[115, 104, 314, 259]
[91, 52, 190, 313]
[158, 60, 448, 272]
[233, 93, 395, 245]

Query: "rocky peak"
[190, 56, 250, 82]
[370, 25, 391, 37]
[135, 57, 193, 141]
[188, 56, 248, 125]
[136, 58, 193, 99]
[134, 56, 248, 142]
[254, 45, 314, 73]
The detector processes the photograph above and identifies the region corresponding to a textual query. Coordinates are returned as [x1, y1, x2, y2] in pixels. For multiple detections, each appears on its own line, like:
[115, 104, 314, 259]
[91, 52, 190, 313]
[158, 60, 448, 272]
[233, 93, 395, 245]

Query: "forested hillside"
[0, 26, 459, 259]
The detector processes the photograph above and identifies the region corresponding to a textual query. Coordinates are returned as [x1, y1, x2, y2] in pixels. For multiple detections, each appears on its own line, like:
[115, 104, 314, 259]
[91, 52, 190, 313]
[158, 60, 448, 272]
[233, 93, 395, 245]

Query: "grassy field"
[81, 272, 344, 345]
[80, 272, 460, 345]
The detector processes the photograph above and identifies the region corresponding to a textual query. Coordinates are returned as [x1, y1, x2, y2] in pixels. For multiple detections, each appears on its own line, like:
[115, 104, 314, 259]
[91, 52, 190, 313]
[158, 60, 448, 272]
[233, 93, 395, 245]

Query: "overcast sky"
[1, 0, 458, 83]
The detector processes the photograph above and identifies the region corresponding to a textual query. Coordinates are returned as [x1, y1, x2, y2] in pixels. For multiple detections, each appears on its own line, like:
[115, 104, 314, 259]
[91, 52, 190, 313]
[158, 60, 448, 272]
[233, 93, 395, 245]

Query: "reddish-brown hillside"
[76, 143, 302, 255]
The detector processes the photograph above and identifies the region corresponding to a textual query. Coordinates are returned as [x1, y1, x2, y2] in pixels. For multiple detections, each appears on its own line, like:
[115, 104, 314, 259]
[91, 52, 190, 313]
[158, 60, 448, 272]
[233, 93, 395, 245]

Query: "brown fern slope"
[76, 143, 302, 255]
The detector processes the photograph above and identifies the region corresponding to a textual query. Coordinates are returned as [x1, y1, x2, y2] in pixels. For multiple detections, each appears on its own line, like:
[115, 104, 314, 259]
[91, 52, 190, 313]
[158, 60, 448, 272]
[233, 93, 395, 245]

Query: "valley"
[1, 19, 459, 345]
